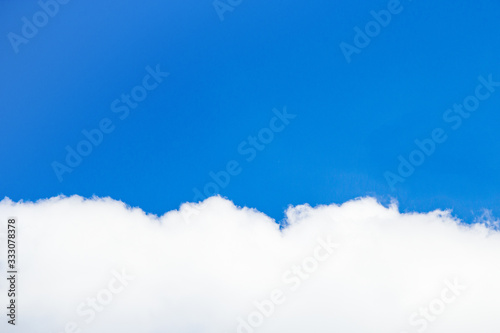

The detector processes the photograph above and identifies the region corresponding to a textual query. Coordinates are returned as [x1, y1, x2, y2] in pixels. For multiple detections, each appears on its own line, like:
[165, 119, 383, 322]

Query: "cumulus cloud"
[1, 195, 500, 333]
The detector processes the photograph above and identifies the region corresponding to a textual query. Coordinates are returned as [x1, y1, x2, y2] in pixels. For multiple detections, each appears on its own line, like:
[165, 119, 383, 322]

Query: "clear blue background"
[1, 0, 500, 222]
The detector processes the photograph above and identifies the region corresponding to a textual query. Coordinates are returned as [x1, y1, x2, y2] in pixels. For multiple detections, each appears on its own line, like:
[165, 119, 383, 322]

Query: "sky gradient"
[2, 0, 500, 222]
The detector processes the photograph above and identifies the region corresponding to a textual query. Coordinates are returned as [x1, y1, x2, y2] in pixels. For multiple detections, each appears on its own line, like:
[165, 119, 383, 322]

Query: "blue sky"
[1, 0, 500, 222]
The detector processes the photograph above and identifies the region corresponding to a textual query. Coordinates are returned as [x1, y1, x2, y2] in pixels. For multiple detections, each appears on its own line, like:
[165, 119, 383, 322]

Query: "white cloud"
[1, 195, 500, 332]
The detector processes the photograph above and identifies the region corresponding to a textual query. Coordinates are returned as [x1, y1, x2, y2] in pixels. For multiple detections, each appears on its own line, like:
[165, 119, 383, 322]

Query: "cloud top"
[1, 195, 499, 332]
